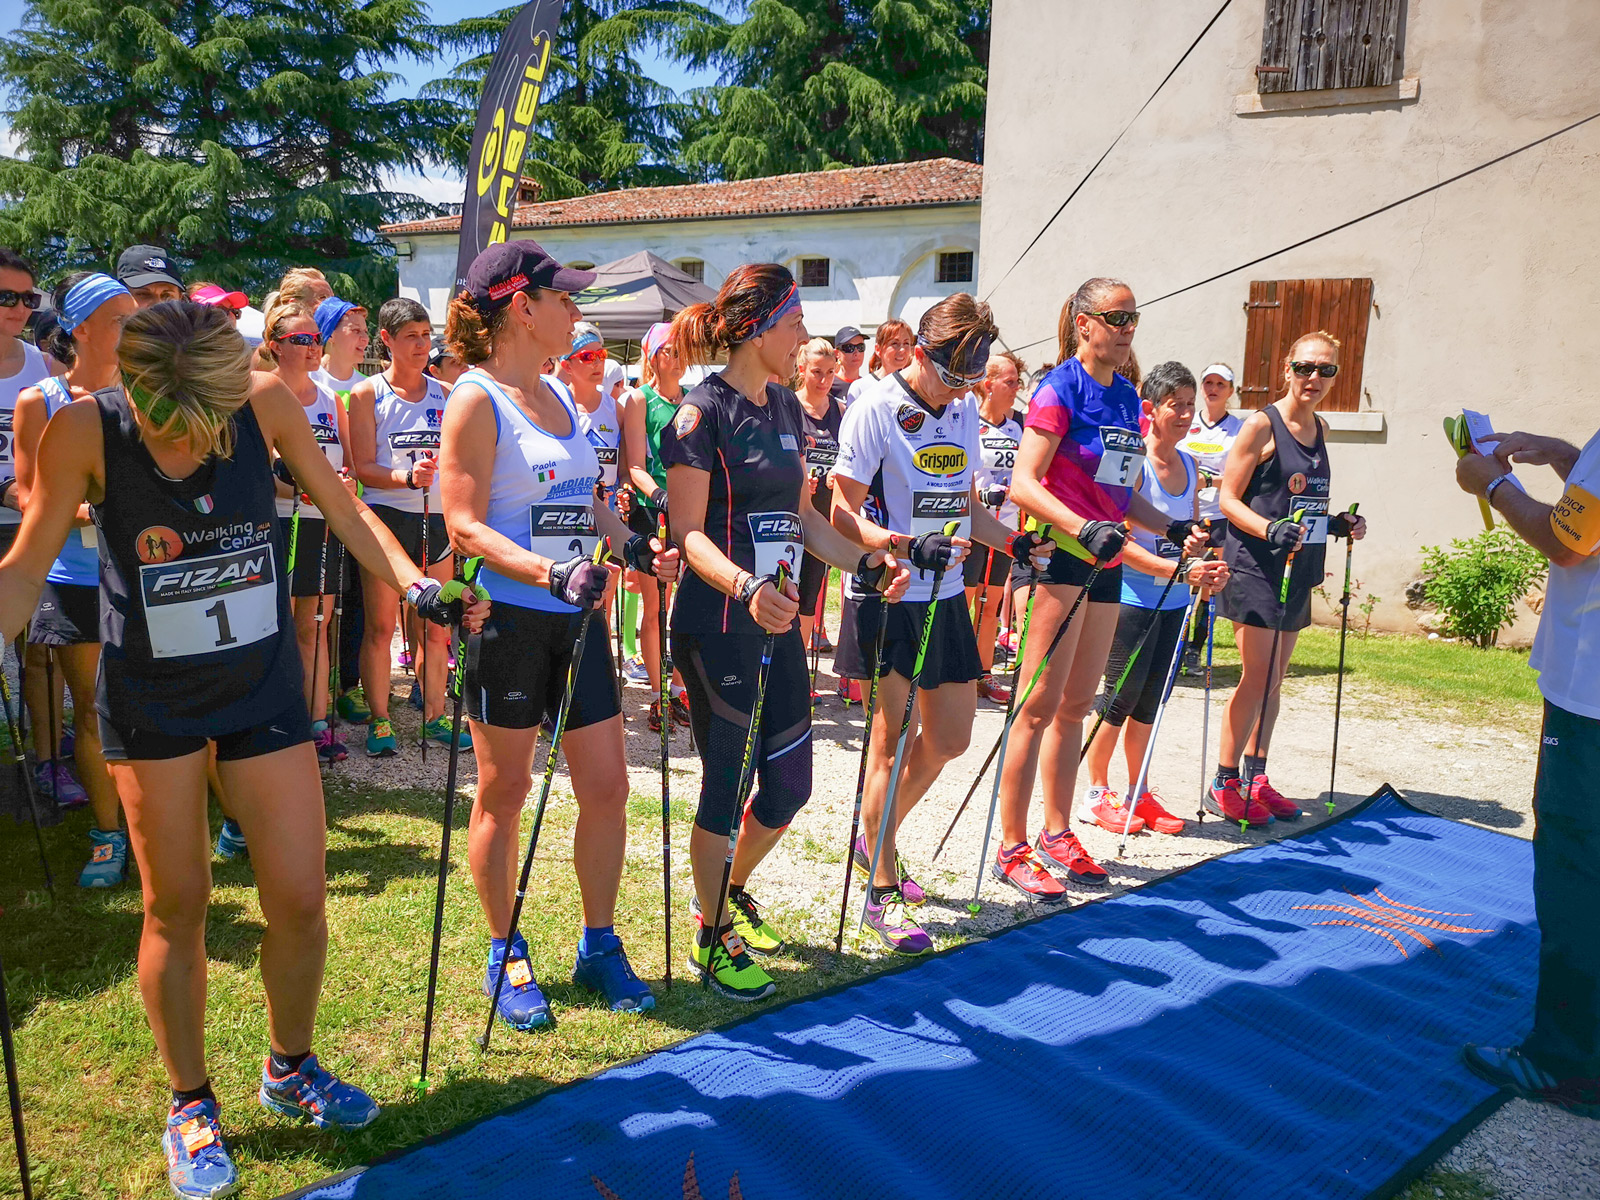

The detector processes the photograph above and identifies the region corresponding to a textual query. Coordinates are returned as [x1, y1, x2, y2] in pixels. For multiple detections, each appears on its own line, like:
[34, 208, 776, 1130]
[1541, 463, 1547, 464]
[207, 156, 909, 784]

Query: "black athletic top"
[94, 386, 302, 735]
[798, 395, 843, 517]
[661, 374, 807, 638]
[1223, 404, 1330, 608]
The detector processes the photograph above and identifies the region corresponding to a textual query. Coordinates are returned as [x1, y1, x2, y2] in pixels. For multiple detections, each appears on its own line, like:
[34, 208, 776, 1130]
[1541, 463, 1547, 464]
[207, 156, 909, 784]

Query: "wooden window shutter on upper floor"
[1240, 279, 1373, 414]
[1257, 0, 1406, 93]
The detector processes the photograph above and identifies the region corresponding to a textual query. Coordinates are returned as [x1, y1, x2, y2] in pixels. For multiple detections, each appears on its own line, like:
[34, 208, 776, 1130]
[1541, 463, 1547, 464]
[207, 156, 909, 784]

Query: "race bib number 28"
[140, 545, 278, 660]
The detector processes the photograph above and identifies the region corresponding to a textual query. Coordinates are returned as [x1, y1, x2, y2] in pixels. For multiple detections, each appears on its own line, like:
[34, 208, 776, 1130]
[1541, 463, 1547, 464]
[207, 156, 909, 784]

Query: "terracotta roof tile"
[382, 158, 982, 236]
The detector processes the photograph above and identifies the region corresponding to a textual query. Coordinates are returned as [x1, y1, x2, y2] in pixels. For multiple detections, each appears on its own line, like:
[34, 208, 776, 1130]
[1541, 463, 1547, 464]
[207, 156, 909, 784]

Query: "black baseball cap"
[834, 325, 866, 348]
[464, 240, 596, 313]
[116, 244, 184, 290]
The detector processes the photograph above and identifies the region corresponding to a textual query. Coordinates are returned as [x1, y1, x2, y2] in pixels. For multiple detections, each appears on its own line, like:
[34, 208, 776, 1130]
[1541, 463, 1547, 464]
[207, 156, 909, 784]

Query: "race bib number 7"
[747, 511, 803, 582]
[140, 545, 278, 660]
[1094, 427, 1145, 488]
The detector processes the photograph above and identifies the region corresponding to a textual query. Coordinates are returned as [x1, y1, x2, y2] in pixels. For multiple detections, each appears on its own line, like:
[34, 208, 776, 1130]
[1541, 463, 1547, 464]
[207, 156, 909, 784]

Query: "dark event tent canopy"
[573, 250, 717, 342]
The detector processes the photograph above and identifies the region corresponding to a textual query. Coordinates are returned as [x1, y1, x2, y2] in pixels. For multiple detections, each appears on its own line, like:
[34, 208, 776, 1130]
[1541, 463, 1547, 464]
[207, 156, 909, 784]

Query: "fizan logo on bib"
[529, 504, 598, 562]
[912, 443, 968, 477]
[911, 490, 970, 537]
[1094, 427, 1145, 488]
[140, 545, 278, 660]
[747, 510, 803, 580]
[390, 429, 440, 458]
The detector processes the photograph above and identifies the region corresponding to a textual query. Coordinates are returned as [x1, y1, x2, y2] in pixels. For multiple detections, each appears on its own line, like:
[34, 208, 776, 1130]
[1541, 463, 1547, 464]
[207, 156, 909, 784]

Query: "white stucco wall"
[979, 0, 1600, 638]
[393, 204, 981, 339]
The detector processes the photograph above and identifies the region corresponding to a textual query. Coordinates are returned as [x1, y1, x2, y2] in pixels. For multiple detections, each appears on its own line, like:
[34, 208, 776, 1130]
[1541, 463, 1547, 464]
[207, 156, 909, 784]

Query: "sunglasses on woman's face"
[924, 353, 987, 389]
[1088, 309, 1140, 329]
[277, 332, 321, 347]
[840, 341, 866, 354]
[567, 347, 605, 365]
[0, 290, 41, 310]
[1290, 361, 1339, 378]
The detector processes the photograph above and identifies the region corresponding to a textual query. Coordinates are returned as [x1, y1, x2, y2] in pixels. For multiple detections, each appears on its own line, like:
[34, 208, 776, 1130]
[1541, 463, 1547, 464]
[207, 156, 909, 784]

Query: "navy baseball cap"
[116, 245, 184, 290]
[834, 325, 866, 348]
[464, 240, 596, 313]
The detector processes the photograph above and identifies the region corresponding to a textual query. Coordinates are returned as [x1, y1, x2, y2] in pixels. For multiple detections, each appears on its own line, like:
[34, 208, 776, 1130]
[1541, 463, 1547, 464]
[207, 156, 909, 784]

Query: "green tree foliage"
[1420, 527, 1549, 649]
[0, 0, 459, 307]
[429, 0, 720, 199]
[677, 0, 990, 179]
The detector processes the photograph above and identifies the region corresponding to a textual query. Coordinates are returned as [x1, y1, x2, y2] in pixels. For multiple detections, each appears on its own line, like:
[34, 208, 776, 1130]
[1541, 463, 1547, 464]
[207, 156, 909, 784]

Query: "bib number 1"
[140, 545, 279, 659]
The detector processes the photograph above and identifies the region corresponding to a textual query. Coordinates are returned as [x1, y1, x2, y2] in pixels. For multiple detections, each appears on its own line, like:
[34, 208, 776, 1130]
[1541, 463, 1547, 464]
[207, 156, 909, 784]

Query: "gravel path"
[335, 637, 1594, 1198]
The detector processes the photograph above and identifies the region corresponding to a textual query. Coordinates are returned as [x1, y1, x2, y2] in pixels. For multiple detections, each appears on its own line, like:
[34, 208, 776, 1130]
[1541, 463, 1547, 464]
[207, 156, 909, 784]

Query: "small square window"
[676, 258, 704, 282]
[799, 257, 830, 289]
[937, 251, 973, 284]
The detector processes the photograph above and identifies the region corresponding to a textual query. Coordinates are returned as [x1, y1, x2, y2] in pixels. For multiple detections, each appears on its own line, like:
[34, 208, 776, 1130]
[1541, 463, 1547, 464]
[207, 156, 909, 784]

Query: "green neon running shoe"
[688, 930, 776, 1002]
[365, 718, 398, 758]
[690, 888, 784, 956]
[421, 715, 471, 749]
[336, 686, 371, 724]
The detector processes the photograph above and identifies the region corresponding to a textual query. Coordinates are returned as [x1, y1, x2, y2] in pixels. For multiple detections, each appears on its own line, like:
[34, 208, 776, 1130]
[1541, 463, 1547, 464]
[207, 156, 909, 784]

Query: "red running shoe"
[992, 843, 1068, 902]
[1081, 789, 1145, 834]
[1133, 790, 1185, 835]
[1248, 774, 1301, 820]
[837, 678, 863, 704]
[1034, 828, 1109, 885]
[976, 674, 1012, 705]
[1204, 778, 1272, 827]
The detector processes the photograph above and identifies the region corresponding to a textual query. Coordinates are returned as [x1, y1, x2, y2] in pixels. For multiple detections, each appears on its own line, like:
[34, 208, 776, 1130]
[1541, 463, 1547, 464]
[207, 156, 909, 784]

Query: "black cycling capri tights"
[1093, 604, 1189, 728]
[672, 626, 812, 837]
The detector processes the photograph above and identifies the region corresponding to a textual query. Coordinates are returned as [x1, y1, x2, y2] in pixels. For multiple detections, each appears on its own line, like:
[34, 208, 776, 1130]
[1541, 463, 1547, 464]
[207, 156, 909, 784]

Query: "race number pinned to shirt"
[0, 410, 13, 470]
[1552, 481, 1600, 556]
[592, 446, 619, 469]
[390, 429, 439, 463]
[140, 545, 279, 660]
[747, 510, 803, 581]
[1299, 498, 1331, 545]
[910, 490, 970, 538]
[1094, 427, 1146, 488]
[529, 504, 598, 562]
[779, 433, 799, 453]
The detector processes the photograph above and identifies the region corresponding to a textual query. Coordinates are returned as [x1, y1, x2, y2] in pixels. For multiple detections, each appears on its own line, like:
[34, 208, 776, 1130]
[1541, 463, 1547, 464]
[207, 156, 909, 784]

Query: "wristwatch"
[1484, 474, 1511, 504]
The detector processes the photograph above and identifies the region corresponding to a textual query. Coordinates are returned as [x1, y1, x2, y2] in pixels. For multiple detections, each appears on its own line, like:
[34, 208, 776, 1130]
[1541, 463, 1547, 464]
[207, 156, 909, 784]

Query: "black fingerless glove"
[1265, 517, 1303, 550]
[548, 556, 609, 608]
[907, 531, 956, 574]
[1165, 519, 1199, 548]
[979, 486, 1007, 509]
[854, 553, 888, 593]
[1005, 529, 1047, 562]
[1077, 520, 1126, 563]
[273, 458, 297, 489]
[622, 533, 664, 576]
[649, 487, 669, 513]
[1201, 517, 1226, 548]
[1329, 512, 1357, 539]
[407, 579, 487, 628]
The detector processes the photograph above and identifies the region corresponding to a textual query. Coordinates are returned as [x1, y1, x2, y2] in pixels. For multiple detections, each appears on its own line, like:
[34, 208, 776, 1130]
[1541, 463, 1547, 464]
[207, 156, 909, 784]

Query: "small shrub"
[1419, 528, 1548, 648]
[1314, 573, 1383, 637]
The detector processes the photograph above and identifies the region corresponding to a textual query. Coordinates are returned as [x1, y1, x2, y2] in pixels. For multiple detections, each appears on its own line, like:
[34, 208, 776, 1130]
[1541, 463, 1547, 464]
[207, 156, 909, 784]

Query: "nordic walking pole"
[42, 652, 56, 815]
[856, 523, 959, 937]
[656, 512, 673, 990]
[1195, 592, 1217, 821]
[286, 488, 300, 595]
[808, 471, 825, 699]
[0, 950, 33, 1200]
[705, 564, 790, 985]
[419, 558, 477, 1085]
[1326, 503, 1359, 815]
[0, 650, 52, 902]
[309, 520, 331, 756]
[328, 537, 346, 750]
[479, 539, 609, 1050]
[835, 575, 891, 955]
[1119, 588, 1201, 855]
[419, 481, 431, 764]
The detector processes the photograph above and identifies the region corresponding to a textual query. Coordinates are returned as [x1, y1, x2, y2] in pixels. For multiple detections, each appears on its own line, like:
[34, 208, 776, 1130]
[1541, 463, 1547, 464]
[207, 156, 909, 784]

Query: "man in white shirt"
[1456, 428, 1600, 1117]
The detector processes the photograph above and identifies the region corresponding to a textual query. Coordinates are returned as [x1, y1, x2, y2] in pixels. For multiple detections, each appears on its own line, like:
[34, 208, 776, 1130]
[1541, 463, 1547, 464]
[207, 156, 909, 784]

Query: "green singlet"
[640, 383, 680, 512]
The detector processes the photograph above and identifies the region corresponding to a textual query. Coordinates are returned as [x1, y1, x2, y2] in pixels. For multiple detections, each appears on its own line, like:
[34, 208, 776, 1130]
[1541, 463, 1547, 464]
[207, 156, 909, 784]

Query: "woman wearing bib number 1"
[1000, 280, 1210, 898]
[347, 299, 460, 757]
[661, 264, 909, 999]
[831, 295, 1052, 951]
[1210, 331, 1367, 825]
[0, 300, 489, 1200]
[439, 241, 680, 1026]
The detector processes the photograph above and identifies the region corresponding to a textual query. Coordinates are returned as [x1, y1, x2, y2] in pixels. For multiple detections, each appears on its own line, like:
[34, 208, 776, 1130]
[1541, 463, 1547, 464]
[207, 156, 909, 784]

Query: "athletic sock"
[171, 1080, 216, 1111]
[670, 682, 686, 700]
[268, 1049, 310, 1077]
[580, 925, 616, 955]
[1086, 785, 1108, 803]
[1213, 764, 1240, 790]
[1243, 754, 1267, 780]
[622, 590, 640, 660]
[869, 884, 898, 904]
[696, 924, 717, 950]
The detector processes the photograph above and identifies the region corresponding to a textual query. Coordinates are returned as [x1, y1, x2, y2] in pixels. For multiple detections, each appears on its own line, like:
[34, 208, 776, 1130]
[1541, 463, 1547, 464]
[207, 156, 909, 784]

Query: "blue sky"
[0, 0, 718, 201]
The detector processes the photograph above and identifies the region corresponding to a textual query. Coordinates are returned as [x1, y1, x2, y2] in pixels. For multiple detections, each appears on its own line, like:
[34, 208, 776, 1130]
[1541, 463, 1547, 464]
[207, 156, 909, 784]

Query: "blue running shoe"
[258, 1053, 379, 1130]
[215, 818, 249, 862]
[163, 1097, 239, 1199]
[365, 718, 398, 758]
[484, 936, 551, 1030]
[408, 679, 422, 711]
[572, 933, 655, 1013]
[79, 827, 128, 889]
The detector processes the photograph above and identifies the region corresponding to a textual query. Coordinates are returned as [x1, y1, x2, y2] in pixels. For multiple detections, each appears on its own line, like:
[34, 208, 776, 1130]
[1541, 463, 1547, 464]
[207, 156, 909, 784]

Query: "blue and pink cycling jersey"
[1024, 357, 1142, 564]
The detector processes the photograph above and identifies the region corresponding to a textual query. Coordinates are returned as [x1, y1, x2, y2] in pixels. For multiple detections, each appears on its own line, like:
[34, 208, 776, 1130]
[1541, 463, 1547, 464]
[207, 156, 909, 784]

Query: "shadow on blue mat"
[284, 786, 1534, 1200]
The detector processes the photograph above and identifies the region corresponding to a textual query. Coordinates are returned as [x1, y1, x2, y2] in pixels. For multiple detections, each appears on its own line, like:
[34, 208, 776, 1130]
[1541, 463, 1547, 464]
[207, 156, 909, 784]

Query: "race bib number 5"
[1094, 427, 1145, 488]
[529, 504, 598, 562]
[747, 511, 803, 581]
[140, 545, 278, 660]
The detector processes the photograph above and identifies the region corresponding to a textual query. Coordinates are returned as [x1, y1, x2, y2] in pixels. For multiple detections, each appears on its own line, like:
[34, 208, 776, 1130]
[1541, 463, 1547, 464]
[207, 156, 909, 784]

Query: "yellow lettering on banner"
[1550, 483, 1600, 556]
[495, 174, 516, 219]
[513, 79, 540, 126]
[525, 33, 551, 84]
[488, 221, 507, 245]
[476, 109, 505, 197]
[501, 128, 527, 172]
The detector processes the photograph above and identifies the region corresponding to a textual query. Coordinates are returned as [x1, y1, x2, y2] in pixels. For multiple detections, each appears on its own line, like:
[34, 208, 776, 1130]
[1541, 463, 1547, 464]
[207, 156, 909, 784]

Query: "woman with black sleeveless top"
[0, 301, 487, 1199]
[1211, 330, 1366, 825]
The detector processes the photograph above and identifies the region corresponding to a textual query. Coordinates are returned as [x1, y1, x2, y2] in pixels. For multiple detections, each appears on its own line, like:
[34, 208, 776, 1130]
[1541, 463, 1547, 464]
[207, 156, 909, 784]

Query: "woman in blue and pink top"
[997, 278, 1206, 898]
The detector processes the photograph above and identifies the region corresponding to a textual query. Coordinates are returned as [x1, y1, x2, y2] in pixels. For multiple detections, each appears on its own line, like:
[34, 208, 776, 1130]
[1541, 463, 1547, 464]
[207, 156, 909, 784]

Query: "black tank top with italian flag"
[1226, 403, 1331, 592]
[93, 385, 302, 736]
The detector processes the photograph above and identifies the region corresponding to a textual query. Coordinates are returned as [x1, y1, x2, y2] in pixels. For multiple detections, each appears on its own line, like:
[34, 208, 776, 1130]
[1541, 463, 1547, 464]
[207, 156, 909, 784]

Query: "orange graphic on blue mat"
[592, 1152, 743, 1200]
[1293, 889, 1493, 958]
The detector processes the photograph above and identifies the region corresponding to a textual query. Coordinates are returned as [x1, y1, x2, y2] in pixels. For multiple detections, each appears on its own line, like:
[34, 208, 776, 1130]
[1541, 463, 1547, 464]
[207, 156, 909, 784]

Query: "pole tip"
[966, 902, 981, 914]
[474, 1035, 489, 1051]
[1239, 819, 1249, 832]
[1325, 800, 1336, 814]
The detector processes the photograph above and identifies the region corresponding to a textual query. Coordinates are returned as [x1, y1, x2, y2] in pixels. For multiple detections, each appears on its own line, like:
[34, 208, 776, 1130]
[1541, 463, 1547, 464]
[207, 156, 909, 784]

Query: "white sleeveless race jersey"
[469, 370, 601, 615]
[311, 366, 365, 406]
[575, 386, 621, 489]
[973, 408, 1023, 529]
[364, 373, 447, 514]
[834, 372, 980, 603]
[275, 379, 344, 518]
[0, 342, 48, 526]
[1177, 408, 1243, 519]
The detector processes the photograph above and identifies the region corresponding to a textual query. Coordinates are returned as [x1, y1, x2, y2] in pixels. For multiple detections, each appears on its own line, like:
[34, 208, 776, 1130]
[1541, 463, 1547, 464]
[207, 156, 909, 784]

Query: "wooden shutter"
[1258, 0, 1406, 93]
[1240, 279, 1372, 413]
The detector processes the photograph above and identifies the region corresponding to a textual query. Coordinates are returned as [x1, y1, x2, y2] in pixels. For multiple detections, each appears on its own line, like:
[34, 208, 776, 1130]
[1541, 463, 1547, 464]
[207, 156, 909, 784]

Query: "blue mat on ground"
[287, 786, 1535, 1200]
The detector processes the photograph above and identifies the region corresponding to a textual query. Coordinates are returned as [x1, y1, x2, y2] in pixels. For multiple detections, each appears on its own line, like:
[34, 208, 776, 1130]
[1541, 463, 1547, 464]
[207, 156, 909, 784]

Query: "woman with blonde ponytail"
[0, 299, 487, 1199]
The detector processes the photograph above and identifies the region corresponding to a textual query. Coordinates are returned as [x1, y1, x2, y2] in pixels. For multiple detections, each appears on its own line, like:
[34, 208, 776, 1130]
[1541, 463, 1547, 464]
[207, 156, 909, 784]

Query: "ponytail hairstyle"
[444, 289, 532, 366]
[915, 293, 998, 380]
[42, 270, 96, 366]
[1284, 329, 1341, 369]
[117, 301, 254, 460]
[1118, 349, 1143, 392]
[866, 318, 912, 376]
[985, 349, 1026, 384]
[257, 296, 315, 368]
[378, 296, 430, 363]
[276, 267, 331, 309]
[1055, 276, 1132, 365]
[668, 263, 799, 369]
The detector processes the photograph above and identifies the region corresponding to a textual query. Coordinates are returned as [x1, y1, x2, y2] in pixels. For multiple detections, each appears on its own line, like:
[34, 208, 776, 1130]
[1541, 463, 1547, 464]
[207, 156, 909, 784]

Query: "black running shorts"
[371, 504, 451, 568]
[99, 699, 313, 762]
[279, 516, 344, 598]
[1011, 546, 1122, 605]
[464, 599, 620, 731]
[29, 581, 99, 646]
[963, 544, 1012, 588]
[836, 592, 981, 688]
